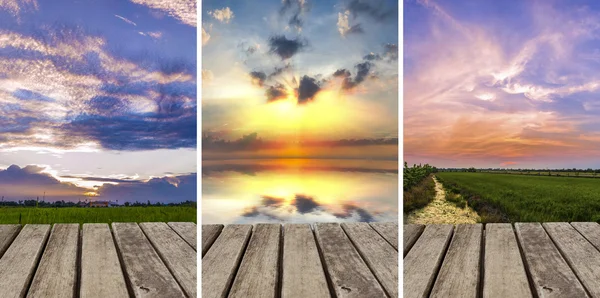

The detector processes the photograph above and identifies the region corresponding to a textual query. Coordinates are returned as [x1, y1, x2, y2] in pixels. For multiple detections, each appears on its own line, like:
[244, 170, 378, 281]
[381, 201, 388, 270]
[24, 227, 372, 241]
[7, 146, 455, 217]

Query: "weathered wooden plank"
[0, 224, 20, 258]
[341, 222, 398, 297]
[229, 224, 280, 298]
[370, 222, 399, 251]
[483, 223, 532, 298]
[544, 222, 600, 297]
[281, 224, 330, 298]
[403, 224, 424, 257]
[430, 224, 482, 298]
[140, 222, 197, 298]
[0, 224, 51, 298]
[202, 224, 223, 257]
[515, 222, 588, 297]
[403, 224, 453, 298]
[202, 224, 252, 298]
[572, 222, 600, 251]
[168, 222, 197, 251]
[80, 224, 129, 298]
[27, 224, 79, 298]
[314, 222, 387, 298]
[112, 222, 186, 298]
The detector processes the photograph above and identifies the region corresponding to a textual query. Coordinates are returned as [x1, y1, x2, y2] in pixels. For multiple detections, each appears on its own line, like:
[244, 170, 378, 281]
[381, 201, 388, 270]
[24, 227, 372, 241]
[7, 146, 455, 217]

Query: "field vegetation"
[0, 201, 196, 224]
[437, 172, 600, 222]
[403, 162, 438, 212]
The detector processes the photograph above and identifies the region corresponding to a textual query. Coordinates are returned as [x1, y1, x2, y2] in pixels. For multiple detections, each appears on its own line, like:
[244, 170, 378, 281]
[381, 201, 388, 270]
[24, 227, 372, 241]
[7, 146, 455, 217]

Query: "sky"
[202, 0, 399, 161]
[0, 0, 196, 202]
[405, 0, 600, 169]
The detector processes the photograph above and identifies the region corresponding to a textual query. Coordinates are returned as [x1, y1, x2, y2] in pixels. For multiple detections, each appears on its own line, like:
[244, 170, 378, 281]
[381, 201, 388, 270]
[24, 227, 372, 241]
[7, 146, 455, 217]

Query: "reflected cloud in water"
[202, 159, 398, 224]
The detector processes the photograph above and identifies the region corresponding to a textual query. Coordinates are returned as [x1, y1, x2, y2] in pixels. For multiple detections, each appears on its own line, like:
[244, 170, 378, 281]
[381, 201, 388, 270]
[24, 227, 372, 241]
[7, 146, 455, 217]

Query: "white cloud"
[129, 0, 196, 27]
[208, 7, 234, 24]
[202, 26, 210, 46]
[114, 14, 137, 26]
[337, 10, 350, 37]
[0, 0, 37, 17]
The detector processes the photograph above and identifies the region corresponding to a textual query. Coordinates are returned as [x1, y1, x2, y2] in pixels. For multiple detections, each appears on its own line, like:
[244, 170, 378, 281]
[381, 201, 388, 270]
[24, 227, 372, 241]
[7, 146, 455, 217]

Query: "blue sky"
[405, 0, 600, 169]
[0, 0, 196, 202]
[202, 0, 398, 160]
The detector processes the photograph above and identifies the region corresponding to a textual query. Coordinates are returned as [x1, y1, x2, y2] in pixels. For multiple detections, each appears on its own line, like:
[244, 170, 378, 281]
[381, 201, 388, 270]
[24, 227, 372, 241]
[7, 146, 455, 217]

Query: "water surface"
[202, 159, 398, 224]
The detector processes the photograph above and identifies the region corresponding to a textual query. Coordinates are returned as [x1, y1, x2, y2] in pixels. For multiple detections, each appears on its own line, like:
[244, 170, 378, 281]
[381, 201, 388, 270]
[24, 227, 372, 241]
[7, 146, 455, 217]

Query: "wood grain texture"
[403, 224, 453, 298]
[544, 222, 600, 297]
[483, 223, 532, 298]
[281, 224, 330, 298]
[403, 224, 425, 257]
[202, 224, 252, 298]
[572, 222, 600, 251]
[315, 222, 387, 298]
[229, 224, 281, 298]
[430, 224, 482, 298]
[370, 222, 398, 251]
[341, 222, 398, 297]
[80, 224, 129, 298]
[0, 224, 20, 258]
[27, 224, 79, 298]
[168, 222, 197, 251]
[112, 222, 186, 298]
[202, 224, 224, 257]
[140, 222, 197, 298]
[515, 222, 588, 298]
[0, 224, 51, 298]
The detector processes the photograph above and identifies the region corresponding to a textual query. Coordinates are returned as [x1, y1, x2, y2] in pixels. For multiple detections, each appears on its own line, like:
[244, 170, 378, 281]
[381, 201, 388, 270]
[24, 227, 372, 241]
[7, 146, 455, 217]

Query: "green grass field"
[0, 207, 197, 224]
[437, 172, 600, 222]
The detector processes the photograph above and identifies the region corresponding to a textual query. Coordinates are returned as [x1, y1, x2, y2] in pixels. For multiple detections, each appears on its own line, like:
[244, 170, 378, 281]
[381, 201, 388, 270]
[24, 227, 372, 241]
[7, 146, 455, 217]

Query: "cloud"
[345, 0, 394, 21]
[208, 7, 234, 24]
[129, 0, 196, 27]
[202, 26, 210, 46]
[337, 10, 364, 37]
[383, 43, 398, 61]
[297, 75, 321, 104]
[0, 164, 88, 201]
[280, 0, 309, 32]
[0, 0, 37, 17]
[293, 194, 320, 213]
[332, 61, 373, 90]
[266, 84, 288, 102]
[96, 173, 196, 204]
[268, 35, 307, 60]
[333, 203, 374, 222]
[202, 69, 214, 84]
[500, 161, 518, 167]
[249, 71, 267, 87]
[114, 15, 137, 26]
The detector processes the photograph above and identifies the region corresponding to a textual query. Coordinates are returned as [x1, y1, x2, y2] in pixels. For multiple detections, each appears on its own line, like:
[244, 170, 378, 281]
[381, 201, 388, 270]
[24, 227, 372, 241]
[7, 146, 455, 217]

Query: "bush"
[404, 174, 436, 212]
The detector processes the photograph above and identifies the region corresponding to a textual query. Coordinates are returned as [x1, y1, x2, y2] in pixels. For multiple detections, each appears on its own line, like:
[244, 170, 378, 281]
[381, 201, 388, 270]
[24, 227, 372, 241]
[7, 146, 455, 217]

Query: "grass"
[404, 174, 436, 213]
[437, 172, 600, 222]
[0, 206, 197, 224]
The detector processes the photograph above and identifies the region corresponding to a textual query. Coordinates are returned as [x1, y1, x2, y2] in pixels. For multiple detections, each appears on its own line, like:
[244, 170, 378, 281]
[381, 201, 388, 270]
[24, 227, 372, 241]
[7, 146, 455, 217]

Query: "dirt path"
[406, 176, 480, 224]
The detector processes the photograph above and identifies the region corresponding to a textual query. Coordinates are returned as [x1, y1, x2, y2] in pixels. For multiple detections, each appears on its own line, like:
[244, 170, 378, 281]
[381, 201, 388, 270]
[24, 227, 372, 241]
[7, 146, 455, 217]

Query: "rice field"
[0, 206, 197, 224]
[436, 172, 600, 222]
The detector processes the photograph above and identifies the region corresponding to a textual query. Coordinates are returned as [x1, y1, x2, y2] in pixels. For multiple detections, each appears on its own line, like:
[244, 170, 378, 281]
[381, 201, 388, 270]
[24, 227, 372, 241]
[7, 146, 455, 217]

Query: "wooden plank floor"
[202, 222, 399, 298]
[0, 222, 196, 298]
[404, 223, 600, 298]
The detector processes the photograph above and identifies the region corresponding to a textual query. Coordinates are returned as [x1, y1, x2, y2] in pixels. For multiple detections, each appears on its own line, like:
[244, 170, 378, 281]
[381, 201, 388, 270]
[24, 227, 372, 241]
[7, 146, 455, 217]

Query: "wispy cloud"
[114, 14, 137, 26]
[129, 0, 196, 27]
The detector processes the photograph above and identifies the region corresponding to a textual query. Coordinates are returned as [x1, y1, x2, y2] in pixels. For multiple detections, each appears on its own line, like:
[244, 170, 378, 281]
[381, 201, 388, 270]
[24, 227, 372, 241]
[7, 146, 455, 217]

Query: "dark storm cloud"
[333, 203, 374, 222]
[96, 173, 196, 204]
[332, 61, 373, 90]
[346, 0, 395, 21]
[293, 194, 321, 214]
[363, 53, 382, 61]
[268, 35, 307, 60]
[249, 71, 267, 87]
[60, 109, 196, 150]
[297, 75, 321, 104]
[279, 0, 309, 30]
[346, 24, 365, 35]
[268, 64, 292, 79]
[262, 195, 284, 207]
[383, 43, 398, 61]
[266, 84, 288, 102]
[0, 165, 86, 201]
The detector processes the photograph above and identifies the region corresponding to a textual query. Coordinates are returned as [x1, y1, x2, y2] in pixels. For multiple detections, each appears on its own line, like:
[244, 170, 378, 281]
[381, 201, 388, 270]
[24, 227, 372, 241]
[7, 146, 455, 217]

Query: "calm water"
[202, 159, 398, 224]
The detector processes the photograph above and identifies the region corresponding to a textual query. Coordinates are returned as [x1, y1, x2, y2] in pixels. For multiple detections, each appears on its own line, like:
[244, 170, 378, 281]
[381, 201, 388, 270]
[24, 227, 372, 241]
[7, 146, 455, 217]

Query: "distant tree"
[124, 202, 130, 207]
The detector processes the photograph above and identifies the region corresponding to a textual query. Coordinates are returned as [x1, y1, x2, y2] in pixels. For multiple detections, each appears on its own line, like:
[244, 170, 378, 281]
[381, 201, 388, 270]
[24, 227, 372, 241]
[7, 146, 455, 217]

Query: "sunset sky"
[0, 0, 196, 202]
[202, 0, 398, 161]
[405, 0, 600, 169]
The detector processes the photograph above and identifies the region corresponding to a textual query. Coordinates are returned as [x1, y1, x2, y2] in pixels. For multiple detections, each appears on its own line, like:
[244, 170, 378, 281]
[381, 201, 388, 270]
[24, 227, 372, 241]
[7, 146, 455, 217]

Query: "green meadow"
[437, 172, 600, 222]
[0, 206, 197, 224]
